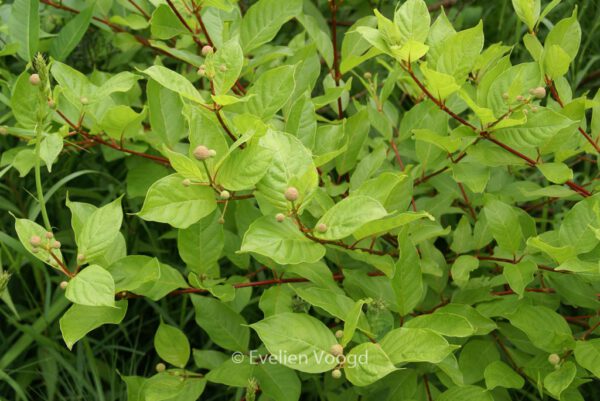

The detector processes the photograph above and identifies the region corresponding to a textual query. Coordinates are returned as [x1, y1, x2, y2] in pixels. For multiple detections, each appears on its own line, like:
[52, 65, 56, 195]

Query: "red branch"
[55, 110, 171, 166]
[166, 0, 204, 47]
[404, 64, 591, 198]
[329, 0, 344, 120]
[546, 77, 600, 153]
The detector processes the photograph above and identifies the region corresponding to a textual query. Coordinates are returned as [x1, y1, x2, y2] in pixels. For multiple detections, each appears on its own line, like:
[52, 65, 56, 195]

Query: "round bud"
[548, 353, 560, 366]
[77, 253, 86, 263]
[516, 95, 525, 102]
[316, 223, 327, 233]
[201, 45, 214, 56]
[32, 248, 40, 253]
[363, 72, 372, 80]
[47, 99, 56, 109]
[0, 126, 7, 136]
[331, 369, 342, 379]
[335, 330, 343, 339]
[531, 106, 539, 113]
[51, 240, 61, 249]
[193, 145, 212, 161]
[502, 92, 509, 100]
[59, 281, 69, 290]
[208, 149, 217, 157]
[219, 64, 227, 72]
[29, 73, 41, 86]
[330, 344, 344, 357]
[45, 232, 54, 239]
[529, 86, 547, 99]
[80, 96, 89, 105]
[155, 363, 166, 373]
[30, 235, 42, 247]
[182, 178, 191, 187]
[218, 216, 225, 224]
[197, 66, 206, 77]
[284, 186, 299, 202]
[275, 213, 286, 222]
[220, 190, 231, 200]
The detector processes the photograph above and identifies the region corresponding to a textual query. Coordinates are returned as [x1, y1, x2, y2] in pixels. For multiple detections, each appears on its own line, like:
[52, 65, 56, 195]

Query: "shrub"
[1, 0, 599, 400]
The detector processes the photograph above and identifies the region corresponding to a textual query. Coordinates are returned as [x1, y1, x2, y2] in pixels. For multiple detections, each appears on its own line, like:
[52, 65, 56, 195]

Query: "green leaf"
[380, 328, 457, 364]
[77, 197, 123, 263]
[147, 80, 185, 147]
[162, 148, 206, 181]
[511, 0, 540, 31]
[250, 312, 338, 373]
[59, 300, 128, 350]
[142, 66, 206, 104]
[143, 373, 206, 401]
[39, 133, 63, 173]
[11, 72, 39, 128]
[543, 44, 572, 80]
[437, 304, 497, 335]
[14, 218, 64, 269]
[49, 5, 93, 61]
[451, 255, 479, 288]
[393, 0, 430, 43]
[255, 131, 318, 210]
[537, 162, 573, 184]
[240, 0, 302, 52]
[150, 4, 188, 40]
[191, 295, 249, 352]
[392, 230, 423, 315]
[437, 21, 484, 80]
[484, 360, 524, 389]
[99, 105, 145, 139]
[559, 197, 599, 254]
[505, 304, 573, 353]
[212, 39, 244, 96]
[483, 199, 523, 253]
[244, 65, 296, 121]
[177, 211, 224, 272]
[502, 260, 537, 298]
[138, 174, 217, 229]
[546, 9, 581, 60]
[404, 313, 476, 337]
[255, 363, 301, 401]
[495, 107, 576, 148]
[574, 340, 600, 378]
[344, 343, 397, 386]
[240, 215, 326, 265]
[9, 0, 39, 61]
[342, 298, 372, 346]
[544, 361, 576, 399]
[108, 256, 187, 301]
[353, 211, 433, 240]
[314, 196, 388, 240]
[65, 265, 116, 307]
[154, 322, 190, 368]
[216, 142, 272, 191]
[438, 385, 494, 401]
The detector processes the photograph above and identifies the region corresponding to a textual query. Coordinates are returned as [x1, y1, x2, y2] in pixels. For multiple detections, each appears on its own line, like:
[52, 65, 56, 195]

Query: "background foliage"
[1, 0, 600, 400]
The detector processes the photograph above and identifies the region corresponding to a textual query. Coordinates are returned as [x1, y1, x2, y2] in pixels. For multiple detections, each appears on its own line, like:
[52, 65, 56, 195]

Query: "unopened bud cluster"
[193, 145, 217, 161]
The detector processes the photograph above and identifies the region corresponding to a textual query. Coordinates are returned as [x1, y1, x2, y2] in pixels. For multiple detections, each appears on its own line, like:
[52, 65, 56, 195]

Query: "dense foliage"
[1, 0, 600, 400]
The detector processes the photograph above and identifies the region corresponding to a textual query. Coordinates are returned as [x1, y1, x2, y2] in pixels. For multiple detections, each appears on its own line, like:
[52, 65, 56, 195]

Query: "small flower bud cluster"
[29, 232, 61, 257]
[193, 145, 216, 161]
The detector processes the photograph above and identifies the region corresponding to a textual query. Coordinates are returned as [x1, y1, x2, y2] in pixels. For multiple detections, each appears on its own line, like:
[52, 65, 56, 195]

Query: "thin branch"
[127, 0, 151, 20]
[403, 63, 591, 197]
[546, 77, 600, 153]
[329, 0, 344, 120]
[457, 182, 476, 220]
[55, 110, 171, 166]
[165, 0, 204, 47]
